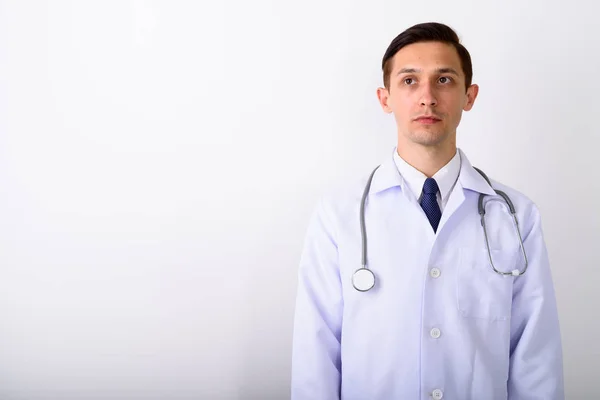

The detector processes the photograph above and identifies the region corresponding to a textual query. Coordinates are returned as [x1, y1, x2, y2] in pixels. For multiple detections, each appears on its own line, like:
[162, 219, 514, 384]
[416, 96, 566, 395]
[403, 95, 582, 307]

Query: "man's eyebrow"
[436, 67, 459, 76]
[396, 68, 420, 75]
[396, 67, 460, 76]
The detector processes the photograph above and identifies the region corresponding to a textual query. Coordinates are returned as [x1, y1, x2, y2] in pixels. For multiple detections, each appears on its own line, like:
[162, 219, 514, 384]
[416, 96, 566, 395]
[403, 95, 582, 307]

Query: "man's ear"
[463, 84, 479, 111]
[376, 87, 393, 114]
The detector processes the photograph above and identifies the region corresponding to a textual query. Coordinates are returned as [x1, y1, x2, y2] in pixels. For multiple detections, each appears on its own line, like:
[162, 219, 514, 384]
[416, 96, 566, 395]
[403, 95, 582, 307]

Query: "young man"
[291, 22, 564, 399]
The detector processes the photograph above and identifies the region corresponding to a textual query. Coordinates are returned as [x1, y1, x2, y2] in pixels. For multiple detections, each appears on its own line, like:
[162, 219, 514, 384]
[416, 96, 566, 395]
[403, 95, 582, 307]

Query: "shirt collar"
[370, 147, 497, 197]
[392, 148, 461, 202]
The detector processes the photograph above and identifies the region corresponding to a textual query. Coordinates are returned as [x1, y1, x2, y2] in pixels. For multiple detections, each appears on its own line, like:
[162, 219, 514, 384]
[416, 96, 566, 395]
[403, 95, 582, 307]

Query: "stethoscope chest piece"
[352, 268, 375, 292]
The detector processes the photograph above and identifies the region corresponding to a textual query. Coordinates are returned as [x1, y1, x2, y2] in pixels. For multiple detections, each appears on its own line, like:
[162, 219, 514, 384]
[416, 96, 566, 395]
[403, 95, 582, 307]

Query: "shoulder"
[313, 166, 380, 226]
[485, 176, 544, 232]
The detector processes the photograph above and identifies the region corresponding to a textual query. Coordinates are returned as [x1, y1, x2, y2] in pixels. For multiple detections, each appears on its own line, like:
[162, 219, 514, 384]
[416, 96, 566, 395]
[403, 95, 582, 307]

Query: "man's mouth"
[415, 116, 442, 125]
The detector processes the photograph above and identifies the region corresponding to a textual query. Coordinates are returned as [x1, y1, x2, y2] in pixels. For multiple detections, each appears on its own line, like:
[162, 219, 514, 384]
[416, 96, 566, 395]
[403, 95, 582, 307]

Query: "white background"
[1, 0, 598, 398]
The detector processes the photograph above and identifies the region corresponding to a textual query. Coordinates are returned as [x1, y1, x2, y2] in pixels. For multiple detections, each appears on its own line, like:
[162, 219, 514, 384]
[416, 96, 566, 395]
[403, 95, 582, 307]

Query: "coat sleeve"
[291, 196, 343, 400]
[508, 204, 565, 399]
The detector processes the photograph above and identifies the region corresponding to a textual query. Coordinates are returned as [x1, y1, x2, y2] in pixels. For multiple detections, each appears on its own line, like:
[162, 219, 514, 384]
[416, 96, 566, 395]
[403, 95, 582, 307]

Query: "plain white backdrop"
[0, 0, 598, 398]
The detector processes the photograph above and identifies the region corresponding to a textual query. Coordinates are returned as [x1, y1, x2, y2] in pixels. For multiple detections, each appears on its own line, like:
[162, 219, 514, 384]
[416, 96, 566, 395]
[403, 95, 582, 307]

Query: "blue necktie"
[421, 178, 441, 233]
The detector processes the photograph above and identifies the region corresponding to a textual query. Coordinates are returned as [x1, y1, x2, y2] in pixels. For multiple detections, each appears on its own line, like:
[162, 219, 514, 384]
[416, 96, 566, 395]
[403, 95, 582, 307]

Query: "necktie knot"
[423, 178, 439, 195]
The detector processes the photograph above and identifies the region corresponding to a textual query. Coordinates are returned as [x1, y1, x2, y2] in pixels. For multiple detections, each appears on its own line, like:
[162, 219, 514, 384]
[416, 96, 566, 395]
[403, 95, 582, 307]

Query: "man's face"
[377, 41, 478, 149]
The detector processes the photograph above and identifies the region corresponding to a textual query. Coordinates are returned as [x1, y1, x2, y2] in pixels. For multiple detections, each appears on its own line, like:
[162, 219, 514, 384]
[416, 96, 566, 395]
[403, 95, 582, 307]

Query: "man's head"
[376, 22, 479, 151]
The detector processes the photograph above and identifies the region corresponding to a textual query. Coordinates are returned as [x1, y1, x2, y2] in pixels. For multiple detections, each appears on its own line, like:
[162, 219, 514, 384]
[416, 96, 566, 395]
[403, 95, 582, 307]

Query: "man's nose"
[419, 84, 438, 106]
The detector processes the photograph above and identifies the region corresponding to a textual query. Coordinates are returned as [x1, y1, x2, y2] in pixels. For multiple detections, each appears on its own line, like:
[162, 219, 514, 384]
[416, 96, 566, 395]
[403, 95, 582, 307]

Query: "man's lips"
[415, 116, 441, 124]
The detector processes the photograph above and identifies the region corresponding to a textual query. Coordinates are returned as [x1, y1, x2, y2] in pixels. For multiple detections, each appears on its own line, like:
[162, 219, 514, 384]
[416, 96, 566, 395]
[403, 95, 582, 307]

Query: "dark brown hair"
[381, 22, 473, 91]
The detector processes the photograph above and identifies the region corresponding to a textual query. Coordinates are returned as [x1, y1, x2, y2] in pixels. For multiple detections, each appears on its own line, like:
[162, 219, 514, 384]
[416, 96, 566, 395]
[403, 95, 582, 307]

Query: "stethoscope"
[352, 165, 529, 292]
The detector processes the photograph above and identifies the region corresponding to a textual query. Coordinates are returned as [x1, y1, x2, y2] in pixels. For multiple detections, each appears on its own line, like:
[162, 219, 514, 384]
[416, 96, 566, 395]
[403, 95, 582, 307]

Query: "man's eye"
[439, 76, 452, 84]
[404, 78, 414, 85]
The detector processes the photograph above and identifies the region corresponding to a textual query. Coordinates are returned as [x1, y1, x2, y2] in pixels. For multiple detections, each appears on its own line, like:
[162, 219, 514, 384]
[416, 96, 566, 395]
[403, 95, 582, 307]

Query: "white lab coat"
[291, 148, 564, 400]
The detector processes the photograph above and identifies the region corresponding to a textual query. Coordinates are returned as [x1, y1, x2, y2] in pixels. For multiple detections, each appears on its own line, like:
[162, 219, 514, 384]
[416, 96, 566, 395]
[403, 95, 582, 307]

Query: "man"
[291, 22, 564, 399]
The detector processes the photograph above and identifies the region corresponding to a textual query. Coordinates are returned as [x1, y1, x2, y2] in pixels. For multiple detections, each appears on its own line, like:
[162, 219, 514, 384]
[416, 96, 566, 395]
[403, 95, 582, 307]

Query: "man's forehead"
[392, 42, 462, 72]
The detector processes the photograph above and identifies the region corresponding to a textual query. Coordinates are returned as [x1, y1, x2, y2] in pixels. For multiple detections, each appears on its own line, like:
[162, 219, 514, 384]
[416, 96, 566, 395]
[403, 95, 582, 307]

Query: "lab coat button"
[430, 328, 441, 339]
[432, 389, 443, 399]
[430, 268, 441, 278]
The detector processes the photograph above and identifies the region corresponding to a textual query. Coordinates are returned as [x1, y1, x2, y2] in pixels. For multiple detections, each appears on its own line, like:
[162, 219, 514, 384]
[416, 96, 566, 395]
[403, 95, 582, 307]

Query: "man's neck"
[396, 142, 457, 178]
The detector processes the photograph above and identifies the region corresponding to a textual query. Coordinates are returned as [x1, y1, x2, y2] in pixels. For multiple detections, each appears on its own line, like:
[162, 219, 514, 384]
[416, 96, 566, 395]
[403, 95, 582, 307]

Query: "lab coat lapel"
[369, 150, 437, 247]
[436, 179, 465, 234]
[370, 149, 425, 208]
[435, 149, 496, 235]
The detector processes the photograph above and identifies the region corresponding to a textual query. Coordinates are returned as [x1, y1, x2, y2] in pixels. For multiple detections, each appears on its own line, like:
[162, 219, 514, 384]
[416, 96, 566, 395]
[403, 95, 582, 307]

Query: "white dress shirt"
[393, 148, 461, 213]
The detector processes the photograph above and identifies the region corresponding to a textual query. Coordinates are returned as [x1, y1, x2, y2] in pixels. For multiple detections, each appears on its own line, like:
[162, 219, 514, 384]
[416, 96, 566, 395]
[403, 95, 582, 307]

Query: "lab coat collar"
[456, 148, 497, 196]
[369, 148, 404, 194]
[369, 147, 497, 196]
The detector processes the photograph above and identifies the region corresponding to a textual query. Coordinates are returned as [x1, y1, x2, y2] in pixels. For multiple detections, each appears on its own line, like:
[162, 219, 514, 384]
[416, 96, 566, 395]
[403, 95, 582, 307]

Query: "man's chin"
[408, 131, 449, 147]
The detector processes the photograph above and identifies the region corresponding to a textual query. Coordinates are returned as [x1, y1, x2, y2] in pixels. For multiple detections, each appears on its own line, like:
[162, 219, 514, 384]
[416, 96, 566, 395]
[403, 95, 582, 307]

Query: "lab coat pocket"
[456, 247, 516, 320]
